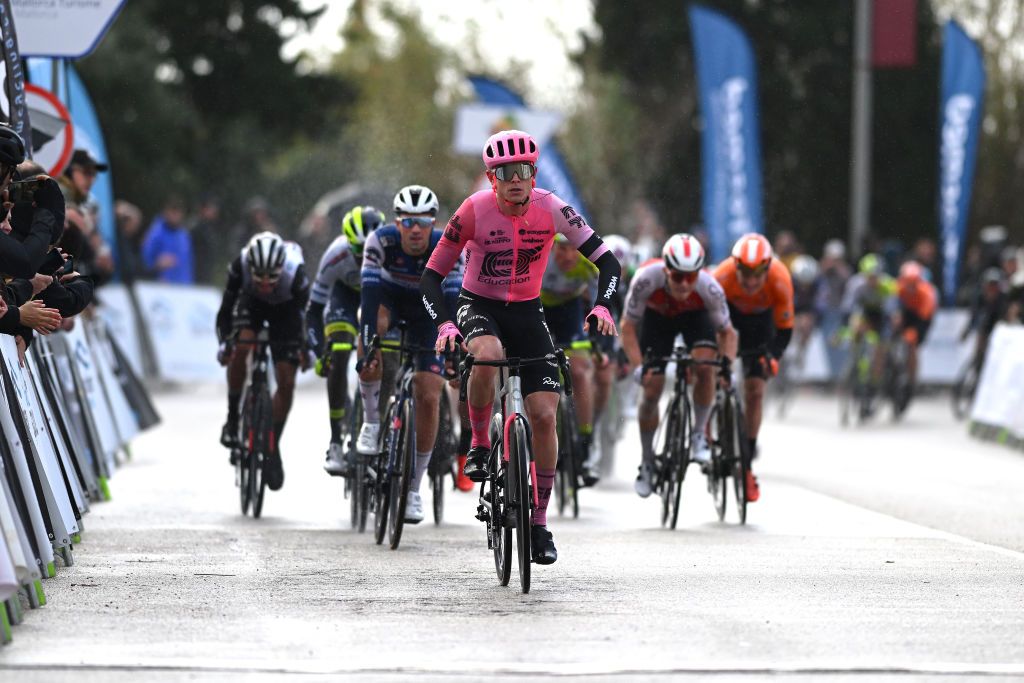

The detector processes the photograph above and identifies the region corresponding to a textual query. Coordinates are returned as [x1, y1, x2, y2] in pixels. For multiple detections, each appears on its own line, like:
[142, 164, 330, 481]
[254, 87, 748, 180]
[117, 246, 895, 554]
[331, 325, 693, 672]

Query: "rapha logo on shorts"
[542, 377, 560, 387]
[480, 246, 545, 278]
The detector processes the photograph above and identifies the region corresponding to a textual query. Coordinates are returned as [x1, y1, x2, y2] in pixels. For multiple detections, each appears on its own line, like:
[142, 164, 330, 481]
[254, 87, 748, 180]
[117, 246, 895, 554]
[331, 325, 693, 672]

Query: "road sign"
[11, 0, 125, 58]
[26, 83, 72, 176]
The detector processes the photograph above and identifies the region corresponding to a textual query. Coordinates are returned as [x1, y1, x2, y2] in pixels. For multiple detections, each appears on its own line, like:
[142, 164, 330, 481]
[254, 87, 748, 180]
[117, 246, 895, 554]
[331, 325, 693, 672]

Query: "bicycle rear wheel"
[347, 392, 364, 530]
[509, 417, 532, 594]
[388, 397, 415, 550]
[431, 391, 454, 525]
[556, 396, 579, 519]
[251, 389, 271, 519]
[952, 363, 978, 420]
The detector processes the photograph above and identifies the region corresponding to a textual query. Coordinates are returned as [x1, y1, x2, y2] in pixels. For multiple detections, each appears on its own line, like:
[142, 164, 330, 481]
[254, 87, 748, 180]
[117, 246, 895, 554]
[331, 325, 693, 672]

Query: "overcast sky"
[285, 0, 598, 109]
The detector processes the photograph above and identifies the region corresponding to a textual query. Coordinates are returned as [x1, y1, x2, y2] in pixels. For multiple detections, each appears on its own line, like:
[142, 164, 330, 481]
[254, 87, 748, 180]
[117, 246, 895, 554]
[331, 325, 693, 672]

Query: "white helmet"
[790, 255, 819, 285]
[393, 184, 439, 215]
[662, 233, 705, 272]
[602, 234, 631, 265]
[246, 231, 286, 279]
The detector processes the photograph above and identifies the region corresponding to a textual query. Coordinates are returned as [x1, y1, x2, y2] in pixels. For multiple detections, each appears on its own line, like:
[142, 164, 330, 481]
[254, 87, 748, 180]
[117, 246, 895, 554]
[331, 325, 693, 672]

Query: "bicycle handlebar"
[458, 349, 571, 402]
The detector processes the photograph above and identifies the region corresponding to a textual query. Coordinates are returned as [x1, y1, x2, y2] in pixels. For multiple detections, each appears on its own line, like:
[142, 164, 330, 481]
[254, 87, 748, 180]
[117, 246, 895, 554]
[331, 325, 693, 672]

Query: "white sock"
[411, 450, 432, 492]
[359, 380, 381, 423]
[693, 402, 712, 437]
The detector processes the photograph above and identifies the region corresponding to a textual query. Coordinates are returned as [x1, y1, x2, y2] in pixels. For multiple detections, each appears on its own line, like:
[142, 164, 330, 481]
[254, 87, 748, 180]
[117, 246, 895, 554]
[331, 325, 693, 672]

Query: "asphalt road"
[2, 383, 1023, 681]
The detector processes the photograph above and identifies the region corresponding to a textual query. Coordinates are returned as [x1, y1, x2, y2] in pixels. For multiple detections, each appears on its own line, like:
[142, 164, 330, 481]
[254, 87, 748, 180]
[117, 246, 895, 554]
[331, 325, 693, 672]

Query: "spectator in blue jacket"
[142, 197, 193, 284]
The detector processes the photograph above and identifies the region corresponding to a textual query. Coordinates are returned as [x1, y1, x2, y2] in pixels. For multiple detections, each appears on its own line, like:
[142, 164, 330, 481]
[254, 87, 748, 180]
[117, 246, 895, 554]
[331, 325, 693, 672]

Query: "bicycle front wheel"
[710, 399, 728, 522]
[509, 416, 532, 594]
[952, 363, 978, 420]
[373, 402, 396, 545]
[669, 397, 690, 530]
[727, 392, 750, 525]
[251, 389, 271, 519]
[388, 397, 415, 550]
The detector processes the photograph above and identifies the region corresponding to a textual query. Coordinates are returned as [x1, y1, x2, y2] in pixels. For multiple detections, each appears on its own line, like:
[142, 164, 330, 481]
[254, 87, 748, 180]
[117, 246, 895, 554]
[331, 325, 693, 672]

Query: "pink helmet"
[482, 129, 539, 169]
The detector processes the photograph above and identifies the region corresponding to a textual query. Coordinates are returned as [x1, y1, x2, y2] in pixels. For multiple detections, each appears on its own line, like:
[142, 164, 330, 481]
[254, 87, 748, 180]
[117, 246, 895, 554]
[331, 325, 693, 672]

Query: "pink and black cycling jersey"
[622, 260, 732, 331]
[426, 189, 610, 304]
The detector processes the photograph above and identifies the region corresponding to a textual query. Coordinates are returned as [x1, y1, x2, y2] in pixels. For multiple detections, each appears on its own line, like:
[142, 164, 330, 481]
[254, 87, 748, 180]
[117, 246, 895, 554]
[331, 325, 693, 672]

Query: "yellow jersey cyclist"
[540, 233, 608, 486]
[420, 129, 621, 564]
[839, 253, 898, 397]
[216, 232, 312, 491]
[354, 184, 463, 524]
[620, 234, 737, 497]
[304, 206, 385, 476]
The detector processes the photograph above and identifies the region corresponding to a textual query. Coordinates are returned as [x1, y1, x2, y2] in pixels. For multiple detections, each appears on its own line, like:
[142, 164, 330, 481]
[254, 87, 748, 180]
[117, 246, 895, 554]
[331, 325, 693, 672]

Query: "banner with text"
[689, 4, 764, 263]
[938, 20, 985, 305]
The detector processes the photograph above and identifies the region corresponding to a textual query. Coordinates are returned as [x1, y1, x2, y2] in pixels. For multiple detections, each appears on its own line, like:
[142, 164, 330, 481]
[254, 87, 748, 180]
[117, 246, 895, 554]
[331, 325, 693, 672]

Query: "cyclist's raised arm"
[359, 231, 386, 351]
[551, 199, 621, 316]
[215, 257, 243, 343]
[421, 199, 476, 327]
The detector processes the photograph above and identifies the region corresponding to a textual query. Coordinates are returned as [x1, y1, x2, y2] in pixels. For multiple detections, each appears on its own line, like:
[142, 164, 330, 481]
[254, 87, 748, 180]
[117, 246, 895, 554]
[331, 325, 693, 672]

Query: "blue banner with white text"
[688, 5, 764, 262]
[938, 20, 985, 305]
[468, 76, 590, 223]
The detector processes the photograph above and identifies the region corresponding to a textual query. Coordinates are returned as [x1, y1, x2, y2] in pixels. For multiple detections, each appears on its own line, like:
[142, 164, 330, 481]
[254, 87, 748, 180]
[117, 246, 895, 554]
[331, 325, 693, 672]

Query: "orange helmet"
[731, 233, 773, 274]
[899, 261, 924, 286]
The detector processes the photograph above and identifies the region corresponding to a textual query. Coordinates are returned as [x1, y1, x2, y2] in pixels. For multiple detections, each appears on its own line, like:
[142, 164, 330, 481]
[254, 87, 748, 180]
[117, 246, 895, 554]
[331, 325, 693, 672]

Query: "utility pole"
[849, 0, 873, 258]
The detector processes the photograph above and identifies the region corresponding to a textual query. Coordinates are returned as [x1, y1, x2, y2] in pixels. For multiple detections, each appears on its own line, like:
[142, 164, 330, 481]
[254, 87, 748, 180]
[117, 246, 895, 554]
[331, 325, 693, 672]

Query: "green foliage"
[76, 0, 353, 235]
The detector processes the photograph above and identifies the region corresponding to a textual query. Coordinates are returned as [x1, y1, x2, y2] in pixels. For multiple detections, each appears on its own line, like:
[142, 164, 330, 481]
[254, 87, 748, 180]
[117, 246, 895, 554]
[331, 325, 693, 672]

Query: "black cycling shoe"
[581, 464, 600, 488]
[531, 525, 557, 565]
[265, 451, 284, 491]
[463, 445, 490, 483]
[220, 421, 239, 449]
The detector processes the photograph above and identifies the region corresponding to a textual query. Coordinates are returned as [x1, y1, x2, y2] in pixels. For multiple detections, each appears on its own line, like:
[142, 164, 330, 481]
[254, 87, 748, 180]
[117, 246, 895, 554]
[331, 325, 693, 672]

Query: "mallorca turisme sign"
[12, 0, 125, 58]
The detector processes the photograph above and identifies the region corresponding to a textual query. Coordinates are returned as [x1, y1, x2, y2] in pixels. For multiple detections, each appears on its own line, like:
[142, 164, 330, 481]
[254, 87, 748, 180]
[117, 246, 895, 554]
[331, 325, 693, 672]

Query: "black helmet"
[0, 124, 26, 167]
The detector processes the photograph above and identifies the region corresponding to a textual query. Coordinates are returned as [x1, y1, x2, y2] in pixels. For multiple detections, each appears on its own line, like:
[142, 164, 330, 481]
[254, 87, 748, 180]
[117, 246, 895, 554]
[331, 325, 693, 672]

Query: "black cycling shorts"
[324, 281, 360, 339]
[729, 307, 777, 380]
[543, 299, 587, 347]
[232, 295, 303, 365]
[639, 308, 716, 374]
[900, 308, 933, 346]
[379, 285, 446, 376]
[455, 292, 560, 395]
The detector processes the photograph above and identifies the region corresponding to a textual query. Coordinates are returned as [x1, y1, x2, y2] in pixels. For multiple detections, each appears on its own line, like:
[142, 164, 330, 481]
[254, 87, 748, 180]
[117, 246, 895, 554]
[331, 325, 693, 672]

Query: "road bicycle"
[706, 355, 752, 524]
[462, 349, 572, 594]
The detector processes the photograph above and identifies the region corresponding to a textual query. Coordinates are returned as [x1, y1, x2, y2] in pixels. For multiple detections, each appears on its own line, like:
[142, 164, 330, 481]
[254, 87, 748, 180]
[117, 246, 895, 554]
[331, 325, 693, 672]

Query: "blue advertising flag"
[938, 21, 985, 305]
[468, 76, 590, 221]
[688, 4, 764, 262]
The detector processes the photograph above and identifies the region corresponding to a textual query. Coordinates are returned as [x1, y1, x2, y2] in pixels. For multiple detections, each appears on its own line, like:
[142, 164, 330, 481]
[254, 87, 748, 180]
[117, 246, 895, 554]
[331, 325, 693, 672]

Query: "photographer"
[0, 125, 66, 279]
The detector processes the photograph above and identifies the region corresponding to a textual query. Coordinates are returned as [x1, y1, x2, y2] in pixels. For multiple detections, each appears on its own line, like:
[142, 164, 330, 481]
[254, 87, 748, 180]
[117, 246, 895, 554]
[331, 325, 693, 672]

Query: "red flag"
[872, 0, 918, 68]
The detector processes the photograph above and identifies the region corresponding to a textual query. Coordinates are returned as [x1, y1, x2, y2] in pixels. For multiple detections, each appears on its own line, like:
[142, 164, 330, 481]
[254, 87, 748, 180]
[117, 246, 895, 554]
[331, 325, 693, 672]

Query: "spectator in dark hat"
[59, 148, 108, 212]
[189, 195, 222, 284]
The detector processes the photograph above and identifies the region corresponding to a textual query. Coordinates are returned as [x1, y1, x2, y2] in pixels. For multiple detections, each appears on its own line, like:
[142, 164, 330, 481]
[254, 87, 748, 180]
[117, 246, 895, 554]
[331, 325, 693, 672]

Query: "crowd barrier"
[0, 317, 159, 644]
[969, 323, 1024, 449]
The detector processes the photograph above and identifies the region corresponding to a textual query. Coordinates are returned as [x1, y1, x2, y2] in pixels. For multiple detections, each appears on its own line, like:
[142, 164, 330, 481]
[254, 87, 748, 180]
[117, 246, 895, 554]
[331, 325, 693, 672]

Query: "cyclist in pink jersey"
[420, 129, 620, 565]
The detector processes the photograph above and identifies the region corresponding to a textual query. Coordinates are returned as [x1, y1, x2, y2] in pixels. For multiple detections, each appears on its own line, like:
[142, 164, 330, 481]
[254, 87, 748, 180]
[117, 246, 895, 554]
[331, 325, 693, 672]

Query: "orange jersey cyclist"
[893, 260, 938, 397]
[713, 233, 795, 502]
[620, 234, 738, 498]
[419, 129, 621, 565]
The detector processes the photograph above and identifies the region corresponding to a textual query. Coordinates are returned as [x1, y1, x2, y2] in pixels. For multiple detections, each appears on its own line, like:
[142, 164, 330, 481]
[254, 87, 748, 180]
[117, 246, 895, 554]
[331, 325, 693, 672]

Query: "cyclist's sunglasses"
[253, 272, 281, 285]
[399, 216, 434, 229]
[667, 269, 699, 284]
[737, 262, 770, 277]
[492, 162, 535, 182]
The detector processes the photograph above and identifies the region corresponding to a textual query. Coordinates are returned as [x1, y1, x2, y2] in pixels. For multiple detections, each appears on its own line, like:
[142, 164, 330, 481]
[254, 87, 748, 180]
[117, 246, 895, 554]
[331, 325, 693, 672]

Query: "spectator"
[231, 195, 278, 252]
[772, 229, 801, 269]
[189, 195, 222, 284]
[142, 197, 193, 284]
[817, 239, 852, 377]
[58, 149, 107, 222]
[114, 200, 146, 284]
